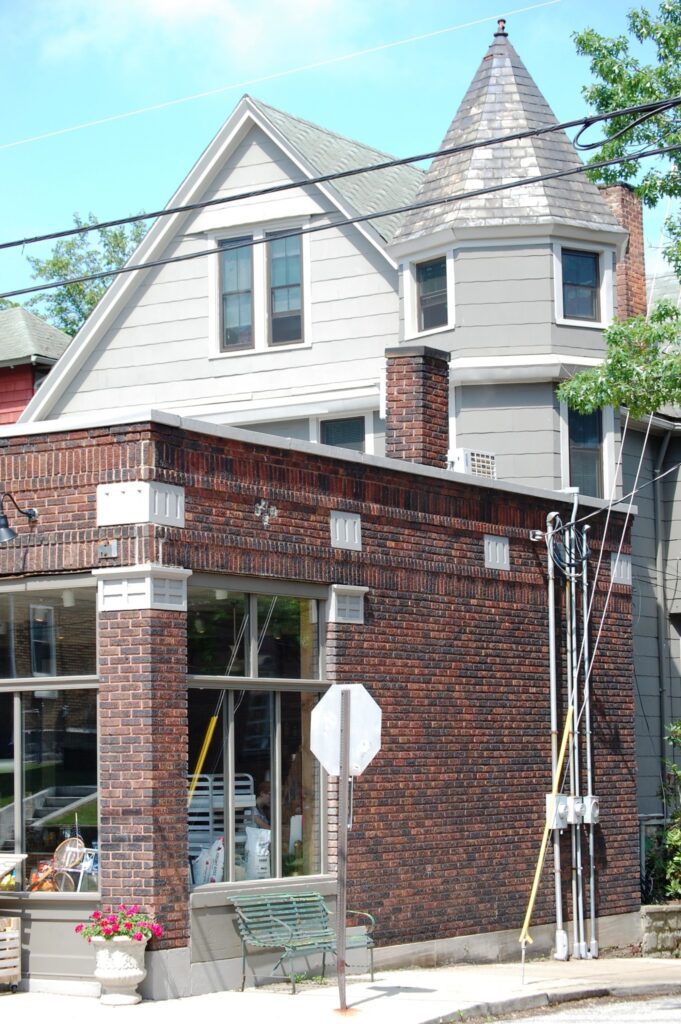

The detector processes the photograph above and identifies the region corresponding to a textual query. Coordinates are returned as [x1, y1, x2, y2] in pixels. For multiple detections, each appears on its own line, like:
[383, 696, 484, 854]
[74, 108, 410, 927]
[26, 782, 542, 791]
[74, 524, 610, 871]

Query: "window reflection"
[0, 587, 96, 679]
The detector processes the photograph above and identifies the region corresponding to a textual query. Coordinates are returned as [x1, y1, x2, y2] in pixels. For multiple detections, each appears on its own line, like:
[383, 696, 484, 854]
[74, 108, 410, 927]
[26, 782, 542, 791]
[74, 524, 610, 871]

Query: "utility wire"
[3, 141, 680, 302]
[2, 96, 678, 254]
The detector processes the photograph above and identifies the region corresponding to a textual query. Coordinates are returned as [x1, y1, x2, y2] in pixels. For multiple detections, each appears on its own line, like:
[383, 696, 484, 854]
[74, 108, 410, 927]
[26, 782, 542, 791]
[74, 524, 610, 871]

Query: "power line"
[2, 141, 680, 303]
[0, 1, 562, 153]
[2, 96, 678, 254]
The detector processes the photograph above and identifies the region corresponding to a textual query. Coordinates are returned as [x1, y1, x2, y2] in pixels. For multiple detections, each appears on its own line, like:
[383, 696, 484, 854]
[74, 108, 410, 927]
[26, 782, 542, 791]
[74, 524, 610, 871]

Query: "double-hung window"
[187, 583, 324, 886]
[568, 407, 603, 498]
[268, 232, 303, 345]
[220, 237, 254, 351]
[0, 582, 98, 893]
[416, 257, 448, 331]
[562, 250, 600, 321]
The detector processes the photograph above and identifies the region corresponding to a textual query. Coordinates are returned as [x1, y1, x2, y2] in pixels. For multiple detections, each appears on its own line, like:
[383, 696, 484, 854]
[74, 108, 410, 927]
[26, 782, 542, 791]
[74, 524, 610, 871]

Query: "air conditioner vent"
[448, 448, 497, 479]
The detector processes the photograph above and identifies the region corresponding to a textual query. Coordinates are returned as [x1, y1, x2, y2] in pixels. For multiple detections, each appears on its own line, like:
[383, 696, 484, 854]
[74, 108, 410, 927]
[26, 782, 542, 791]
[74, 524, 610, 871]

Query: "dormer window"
[416, 257, 448, 331]
[268, 232, 303, 345]
[562, 250, 600, 321]
[220, 238, 254, 351]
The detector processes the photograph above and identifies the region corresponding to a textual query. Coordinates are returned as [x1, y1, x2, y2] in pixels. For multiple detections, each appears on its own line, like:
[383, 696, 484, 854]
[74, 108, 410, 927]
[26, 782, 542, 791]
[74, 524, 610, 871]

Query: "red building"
[0, 308, 70, 424]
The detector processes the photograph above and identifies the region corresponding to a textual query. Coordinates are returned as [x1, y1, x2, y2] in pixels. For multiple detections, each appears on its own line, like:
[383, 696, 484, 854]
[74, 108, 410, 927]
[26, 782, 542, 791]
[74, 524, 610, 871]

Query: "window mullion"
[13, 693, 23, 871]
[272, 692, 282, 877]
[226, 692, 235, 882]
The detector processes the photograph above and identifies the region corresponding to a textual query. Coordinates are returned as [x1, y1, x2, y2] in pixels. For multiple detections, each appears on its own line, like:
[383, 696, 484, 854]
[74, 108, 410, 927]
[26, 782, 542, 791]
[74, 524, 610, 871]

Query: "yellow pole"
[187, 714, 219, 807]
[519, 705, 573, 947]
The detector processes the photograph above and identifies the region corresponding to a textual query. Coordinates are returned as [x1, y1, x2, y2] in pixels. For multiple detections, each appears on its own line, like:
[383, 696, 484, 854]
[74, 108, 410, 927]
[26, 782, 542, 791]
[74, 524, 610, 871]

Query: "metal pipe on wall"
[547, 511, 568, 959]
[581, 524, 598, 957]
[654, 430, 673, 804]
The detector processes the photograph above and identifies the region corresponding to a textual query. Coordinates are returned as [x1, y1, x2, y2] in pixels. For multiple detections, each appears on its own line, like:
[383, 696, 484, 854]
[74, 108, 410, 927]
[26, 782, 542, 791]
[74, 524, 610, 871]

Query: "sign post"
[310, 684, 381, 1013]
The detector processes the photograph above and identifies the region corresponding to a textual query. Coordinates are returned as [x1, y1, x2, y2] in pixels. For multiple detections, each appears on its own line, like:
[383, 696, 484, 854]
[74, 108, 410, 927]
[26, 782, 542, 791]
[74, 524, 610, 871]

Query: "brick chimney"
[599, 183, 647, 318]
[385, 345, 450, 468]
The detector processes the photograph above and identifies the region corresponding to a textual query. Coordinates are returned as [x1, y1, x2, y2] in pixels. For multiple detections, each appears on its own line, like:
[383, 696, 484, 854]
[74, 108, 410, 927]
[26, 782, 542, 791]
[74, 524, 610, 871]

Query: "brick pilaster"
[599, 184, 647, 318]
[384, 345, 450, 468]
[98, 609, 188, 949]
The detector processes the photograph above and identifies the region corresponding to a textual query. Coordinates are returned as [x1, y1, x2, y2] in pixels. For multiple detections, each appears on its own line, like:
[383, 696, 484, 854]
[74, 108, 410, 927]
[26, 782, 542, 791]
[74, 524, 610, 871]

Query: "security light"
[0, 492, 38, 543]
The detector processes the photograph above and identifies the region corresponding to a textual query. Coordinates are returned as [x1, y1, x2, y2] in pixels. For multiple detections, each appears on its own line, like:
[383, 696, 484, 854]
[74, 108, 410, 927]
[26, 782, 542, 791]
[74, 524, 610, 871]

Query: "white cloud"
[34, 0, 371, 73]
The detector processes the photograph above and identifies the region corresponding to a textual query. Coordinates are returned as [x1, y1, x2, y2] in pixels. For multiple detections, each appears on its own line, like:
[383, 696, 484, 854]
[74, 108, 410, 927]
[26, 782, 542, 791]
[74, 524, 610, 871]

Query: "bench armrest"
[346, 909, 376, 933]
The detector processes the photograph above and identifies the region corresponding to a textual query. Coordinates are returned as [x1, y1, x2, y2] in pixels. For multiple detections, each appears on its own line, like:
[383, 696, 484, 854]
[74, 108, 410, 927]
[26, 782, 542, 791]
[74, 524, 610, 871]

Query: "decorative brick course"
[0, 420, 639, 952]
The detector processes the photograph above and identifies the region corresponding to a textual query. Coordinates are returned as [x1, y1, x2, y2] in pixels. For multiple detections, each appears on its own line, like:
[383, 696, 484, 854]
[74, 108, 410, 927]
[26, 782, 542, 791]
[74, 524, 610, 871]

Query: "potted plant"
[75, 904, 163, 1004]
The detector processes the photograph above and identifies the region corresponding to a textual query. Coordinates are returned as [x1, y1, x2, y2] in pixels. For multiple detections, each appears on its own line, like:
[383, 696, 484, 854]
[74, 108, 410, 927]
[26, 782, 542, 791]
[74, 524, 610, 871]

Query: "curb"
[436, 981, 681, 1022]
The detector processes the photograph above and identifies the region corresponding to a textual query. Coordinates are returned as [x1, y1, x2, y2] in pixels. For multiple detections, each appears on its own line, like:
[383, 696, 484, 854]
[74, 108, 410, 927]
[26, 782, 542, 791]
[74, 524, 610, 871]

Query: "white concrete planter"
[641, 903, 681, 957]
[92, 935, 148, 1004]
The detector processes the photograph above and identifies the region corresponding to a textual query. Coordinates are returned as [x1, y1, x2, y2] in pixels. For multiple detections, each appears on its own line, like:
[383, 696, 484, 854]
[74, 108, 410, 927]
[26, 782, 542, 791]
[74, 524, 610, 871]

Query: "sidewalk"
[3, 956, 681, 1023]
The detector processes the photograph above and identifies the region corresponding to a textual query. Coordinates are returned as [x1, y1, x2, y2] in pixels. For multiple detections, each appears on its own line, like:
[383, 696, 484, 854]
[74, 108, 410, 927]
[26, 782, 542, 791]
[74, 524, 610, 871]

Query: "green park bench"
[231, 890, 375, 993]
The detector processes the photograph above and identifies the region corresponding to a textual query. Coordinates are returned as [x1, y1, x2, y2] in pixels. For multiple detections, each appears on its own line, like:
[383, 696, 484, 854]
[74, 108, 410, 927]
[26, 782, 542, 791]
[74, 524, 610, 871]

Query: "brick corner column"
[384, 345, 451, 468]
[599, 183, 647, 319]
[98, 587, 189, 951]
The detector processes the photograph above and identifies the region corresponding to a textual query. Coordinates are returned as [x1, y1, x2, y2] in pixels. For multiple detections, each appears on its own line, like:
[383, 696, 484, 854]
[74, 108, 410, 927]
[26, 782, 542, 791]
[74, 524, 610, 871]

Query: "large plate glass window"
[0, 582, 98, 893]
[220, 237, 254, 351]
[562, 250, 600, 321]
[187, 586, 322, 886]
[268, 232, 302, 345]
[569, 407, 603, 498]
[416, 257, 448, 331]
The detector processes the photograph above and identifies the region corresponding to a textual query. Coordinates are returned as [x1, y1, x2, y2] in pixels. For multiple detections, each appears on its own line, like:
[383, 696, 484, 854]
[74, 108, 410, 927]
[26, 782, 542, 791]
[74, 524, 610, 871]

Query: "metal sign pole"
[336, 687, 351, 1012]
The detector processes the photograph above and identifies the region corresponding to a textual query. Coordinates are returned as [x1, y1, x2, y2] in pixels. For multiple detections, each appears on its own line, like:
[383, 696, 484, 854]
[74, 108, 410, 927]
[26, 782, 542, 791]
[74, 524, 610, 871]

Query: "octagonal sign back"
[310, 683, 381, 776]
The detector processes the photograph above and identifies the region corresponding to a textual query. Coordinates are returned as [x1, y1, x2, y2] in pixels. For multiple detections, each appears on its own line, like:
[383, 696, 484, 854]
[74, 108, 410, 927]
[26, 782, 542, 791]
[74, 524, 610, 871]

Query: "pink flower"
[118, 905, 128, 913]
[107, 915, 118, 925]
[92, 911, 102, 921]
[127, 905, 140, 915]
[133, 932, 144, 942]
[75, 924, 84, 934]
[151, 924, 163, 938]
[123, 921, 133, 931]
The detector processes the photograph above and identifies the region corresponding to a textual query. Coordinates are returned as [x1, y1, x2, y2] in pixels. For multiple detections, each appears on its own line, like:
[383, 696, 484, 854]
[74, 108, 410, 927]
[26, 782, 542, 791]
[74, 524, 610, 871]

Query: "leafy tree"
[574, 2, 681, 276]
[27, 214, 146, 336]
[557, 300, 681, 417]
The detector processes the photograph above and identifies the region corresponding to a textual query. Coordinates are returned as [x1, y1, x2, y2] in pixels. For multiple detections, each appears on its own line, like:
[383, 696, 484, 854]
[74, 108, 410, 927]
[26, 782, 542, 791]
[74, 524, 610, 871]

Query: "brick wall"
[599, 184, 647, 318]
[385, 345, 450, 468]
[0, 420, 640, 951]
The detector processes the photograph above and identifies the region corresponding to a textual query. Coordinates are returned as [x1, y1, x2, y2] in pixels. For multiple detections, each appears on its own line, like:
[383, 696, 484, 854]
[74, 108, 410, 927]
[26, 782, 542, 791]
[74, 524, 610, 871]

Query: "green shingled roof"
[250, 97, 424, 243]
[0, 307, 71, 366]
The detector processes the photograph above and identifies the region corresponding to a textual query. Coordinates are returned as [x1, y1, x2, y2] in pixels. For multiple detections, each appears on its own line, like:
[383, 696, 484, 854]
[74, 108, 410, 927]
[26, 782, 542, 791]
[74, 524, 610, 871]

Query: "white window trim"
[403, 249, 455, 341]
[311, 411, 377, 455]
[559, 399, 616, 497]
[208, 221, 312, 359]
[553, 242, 614, 329]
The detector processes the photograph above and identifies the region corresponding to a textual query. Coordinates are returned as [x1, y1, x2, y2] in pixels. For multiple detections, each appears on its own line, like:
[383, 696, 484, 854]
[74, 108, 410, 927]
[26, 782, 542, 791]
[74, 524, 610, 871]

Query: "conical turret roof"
[394, 22, 623, 244]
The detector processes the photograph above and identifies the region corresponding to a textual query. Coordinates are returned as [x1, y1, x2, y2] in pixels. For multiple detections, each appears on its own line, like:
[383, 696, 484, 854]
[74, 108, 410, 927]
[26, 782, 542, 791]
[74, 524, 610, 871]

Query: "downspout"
[582, 524, 597, 957]
[654, 429, 673, 808]
[567, 488, 587, 959]
[547, 511, 568, 959]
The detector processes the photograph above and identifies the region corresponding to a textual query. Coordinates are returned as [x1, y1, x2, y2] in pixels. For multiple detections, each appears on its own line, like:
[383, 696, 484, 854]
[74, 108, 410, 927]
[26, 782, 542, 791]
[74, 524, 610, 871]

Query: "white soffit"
[97, 482, 185, 527]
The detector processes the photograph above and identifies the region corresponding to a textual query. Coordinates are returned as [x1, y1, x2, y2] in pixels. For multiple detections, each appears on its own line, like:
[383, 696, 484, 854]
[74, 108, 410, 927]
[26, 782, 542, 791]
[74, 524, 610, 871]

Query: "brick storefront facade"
[0, 417, 639, 975]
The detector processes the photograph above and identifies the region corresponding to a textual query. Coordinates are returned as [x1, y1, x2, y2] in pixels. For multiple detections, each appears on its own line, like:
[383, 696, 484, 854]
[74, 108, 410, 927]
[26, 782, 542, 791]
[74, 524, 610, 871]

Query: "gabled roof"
[395, 25, 624, 243]
[0, 307, 71, 367]
[250, 99, 423, 243]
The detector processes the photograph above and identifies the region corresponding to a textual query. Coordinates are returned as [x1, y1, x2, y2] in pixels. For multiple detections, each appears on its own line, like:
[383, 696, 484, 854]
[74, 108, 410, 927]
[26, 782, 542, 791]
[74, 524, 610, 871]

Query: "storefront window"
[0, 693, 14, 884]
[0, 586, 96, 679]
[187, 584, 324, 886]
[188, 688, 321, 885]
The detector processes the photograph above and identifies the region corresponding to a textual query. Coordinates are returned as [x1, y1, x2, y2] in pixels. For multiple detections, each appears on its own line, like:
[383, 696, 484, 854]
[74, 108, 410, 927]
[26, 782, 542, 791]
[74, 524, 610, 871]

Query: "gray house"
[17, 24, 681, 823]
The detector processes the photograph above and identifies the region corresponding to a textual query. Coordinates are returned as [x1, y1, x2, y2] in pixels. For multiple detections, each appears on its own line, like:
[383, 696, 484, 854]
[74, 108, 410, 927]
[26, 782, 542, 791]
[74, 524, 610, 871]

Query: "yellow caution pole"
[187, 714, 219, 808]
[519, 705, 574, 953]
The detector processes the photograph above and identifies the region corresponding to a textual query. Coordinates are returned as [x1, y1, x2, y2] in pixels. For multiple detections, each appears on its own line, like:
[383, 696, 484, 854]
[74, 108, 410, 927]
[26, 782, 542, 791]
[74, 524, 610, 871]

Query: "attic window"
[268, 232, 303, 345]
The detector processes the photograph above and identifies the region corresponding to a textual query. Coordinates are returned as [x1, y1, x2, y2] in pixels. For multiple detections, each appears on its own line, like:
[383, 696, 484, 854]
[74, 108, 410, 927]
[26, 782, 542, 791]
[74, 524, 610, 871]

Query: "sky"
[0, 0, 676, 302]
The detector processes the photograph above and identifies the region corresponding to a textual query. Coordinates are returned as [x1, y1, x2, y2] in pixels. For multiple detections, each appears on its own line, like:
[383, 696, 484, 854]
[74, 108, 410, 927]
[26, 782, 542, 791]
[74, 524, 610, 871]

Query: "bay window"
[187, 583, 324, 886]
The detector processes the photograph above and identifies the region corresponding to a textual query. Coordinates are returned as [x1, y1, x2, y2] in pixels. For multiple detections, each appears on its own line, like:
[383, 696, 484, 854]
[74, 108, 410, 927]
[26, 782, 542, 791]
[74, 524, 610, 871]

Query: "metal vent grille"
[449, 448, 497, 479]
